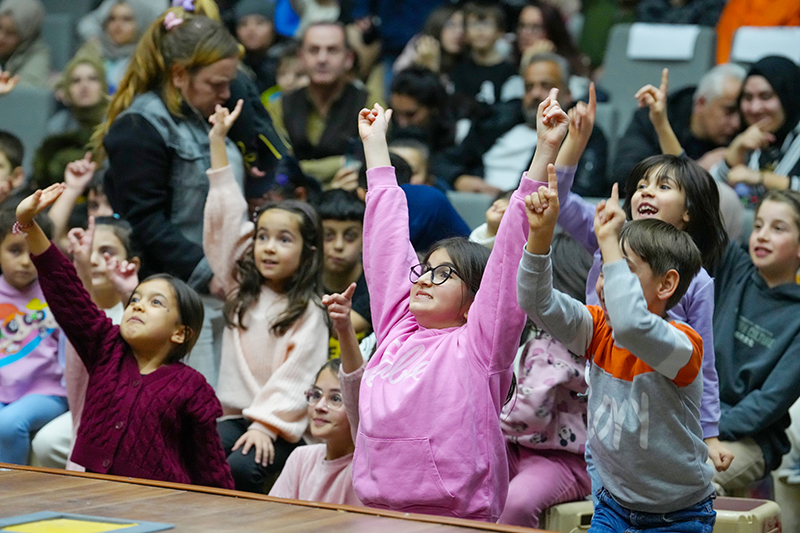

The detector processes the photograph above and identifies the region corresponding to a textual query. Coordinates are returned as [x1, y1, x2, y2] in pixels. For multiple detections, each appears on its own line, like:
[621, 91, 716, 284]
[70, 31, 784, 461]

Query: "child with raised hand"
[15, 185, 233, 488]
[47, 152, 96, 252]
[0, 209, 64, 465]
[336, 96, 567, 521]
[31, 215, 140, 469]
[269, 357, 361, 506]
[519, 176, 716, 532]
[713, 190, 800, 496]
[553, 83, 734, 476]
[203, 101, 328, 493]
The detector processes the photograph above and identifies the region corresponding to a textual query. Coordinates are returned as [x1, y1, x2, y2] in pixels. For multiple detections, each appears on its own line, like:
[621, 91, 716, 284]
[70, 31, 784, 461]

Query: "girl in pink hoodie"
[335, 99, 569, 521]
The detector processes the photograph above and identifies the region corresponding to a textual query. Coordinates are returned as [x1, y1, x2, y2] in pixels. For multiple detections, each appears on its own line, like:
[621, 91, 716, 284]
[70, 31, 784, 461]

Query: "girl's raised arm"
[323, 282, 363, 441]
[553, 85, 602, 255]
[466, 90, 569, 373]
[203, 101, 253, 294]
[18, 186, 118, 371]
[360, 104, 420, 339]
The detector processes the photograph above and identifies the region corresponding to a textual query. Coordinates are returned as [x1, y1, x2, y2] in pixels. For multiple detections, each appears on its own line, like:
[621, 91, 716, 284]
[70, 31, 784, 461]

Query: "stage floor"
[0, 465, 543, 532]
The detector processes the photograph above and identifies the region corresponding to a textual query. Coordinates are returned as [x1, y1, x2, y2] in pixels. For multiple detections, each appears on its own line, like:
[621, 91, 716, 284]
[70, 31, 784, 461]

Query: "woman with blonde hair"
[95, 0, 247, 387]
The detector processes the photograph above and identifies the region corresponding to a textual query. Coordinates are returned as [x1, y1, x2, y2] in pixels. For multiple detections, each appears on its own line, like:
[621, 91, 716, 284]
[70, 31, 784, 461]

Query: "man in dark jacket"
[613, 63, 745, 182]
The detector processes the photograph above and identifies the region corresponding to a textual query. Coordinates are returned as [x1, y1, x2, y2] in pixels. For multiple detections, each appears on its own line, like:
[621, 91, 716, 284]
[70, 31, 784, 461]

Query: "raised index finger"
[342, 281, 357, 300]
[587, 82, 596, 117]
[660, 68, 669, 95]
[229, 99, 244, 121]
[547, 163, 558, 195]
[608, 182, 619, 207]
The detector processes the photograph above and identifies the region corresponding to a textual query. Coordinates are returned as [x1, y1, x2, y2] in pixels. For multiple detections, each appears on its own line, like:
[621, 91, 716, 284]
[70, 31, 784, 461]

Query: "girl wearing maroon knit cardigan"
[14, 185, 235, 489]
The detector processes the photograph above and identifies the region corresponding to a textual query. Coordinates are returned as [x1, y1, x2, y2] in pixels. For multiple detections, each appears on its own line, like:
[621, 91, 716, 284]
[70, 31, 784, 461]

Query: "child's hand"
[104, 253, 140, 301]
[567, 82, 596, 149]
[485, 199, 509, 237]
[208, 99, 243, 140]
[233, 429, 275, 467]
[322, 282, 356, 333]
[525, 163, 560, 233]
[64, 152, 96, 192]
[68, 216, 95, 283]
[358, 103, 393, 143]
[594, 183, 626, 243]
[537, 88, 569, 149]
[705, 436, 735, 472]
[415, 35, 442, 72]
[16, 183, 66, 225]
[635, 68, 669, 128]
[0, 69, 19, 96]
[330, 166, 359, 192]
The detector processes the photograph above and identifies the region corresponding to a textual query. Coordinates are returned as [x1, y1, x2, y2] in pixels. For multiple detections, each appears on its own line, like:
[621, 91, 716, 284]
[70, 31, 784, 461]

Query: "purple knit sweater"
[32, 244, 234, 489]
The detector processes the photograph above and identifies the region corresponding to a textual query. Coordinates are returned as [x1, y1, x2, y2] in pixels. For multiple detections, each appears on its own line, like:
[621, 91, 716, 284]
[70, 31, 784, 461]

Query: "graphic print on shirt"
[364, 338, 431, 387]
[586, 391, 650, 451]
[0, 299, 57, 367]
[734, 315, 774, 349]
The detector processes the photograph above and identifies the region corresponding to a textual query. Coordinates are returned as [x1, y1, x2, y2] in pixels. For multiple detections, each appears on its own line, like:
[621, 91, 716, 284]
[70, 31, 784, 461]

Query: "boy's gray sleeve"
[517, 247, 594, 356]
[602, 260, 695, 379]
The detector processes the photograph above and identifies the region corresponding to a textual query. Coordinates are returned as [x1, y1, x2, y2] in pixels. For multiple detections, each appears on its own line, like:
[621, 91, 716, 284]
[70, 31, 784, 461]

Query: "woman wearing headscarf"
[0, 0, 49, 87]
[33, 54, 109, 191]
[77, 0, 168, 93]
[47, 54, 109, 136]
[713, 56, 800, 203]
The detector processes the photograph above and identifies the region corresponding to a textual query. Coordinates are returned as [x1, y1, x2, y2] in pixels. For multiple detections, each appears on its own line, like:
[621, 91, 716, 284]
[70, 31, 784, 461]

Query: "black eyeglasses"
[409, 263, 459, 285]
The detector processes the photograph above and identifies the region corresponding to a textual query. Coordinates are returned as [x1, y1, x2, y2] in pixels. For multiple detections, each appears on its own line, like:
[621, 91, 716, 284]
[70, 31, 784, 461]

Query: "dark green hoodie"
[713, 242, 800, 471]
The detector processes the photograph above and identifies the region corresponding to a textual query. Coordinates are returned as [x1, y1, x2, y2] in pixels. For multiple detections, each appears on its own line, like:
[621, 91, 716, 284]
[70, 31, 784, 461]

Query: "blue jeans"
[0, 394, 68, 465]
[590, 487, 716, 533]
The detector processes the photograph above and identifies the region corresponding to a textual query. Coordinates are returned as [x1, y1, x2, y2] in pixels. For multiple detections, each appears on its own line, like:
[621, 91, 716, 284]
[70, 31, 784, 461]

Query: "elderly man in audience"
[271, 22, 377, 187]
[438, 52, 608, 197]
[615, 63, 746, 180]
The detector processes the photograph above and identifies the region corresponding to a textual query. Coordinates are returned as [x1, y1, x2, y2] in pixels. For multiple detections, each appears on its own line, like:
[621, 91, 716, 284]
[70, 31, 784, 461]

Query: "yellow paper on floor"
[2, 518, 136, 533]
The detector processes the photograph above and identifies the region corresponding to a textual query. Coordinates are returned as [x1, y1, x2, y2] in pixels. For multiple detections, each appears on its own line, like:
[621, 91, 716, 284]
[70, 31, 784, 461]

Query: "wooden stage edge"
[0, 464, 547, 532]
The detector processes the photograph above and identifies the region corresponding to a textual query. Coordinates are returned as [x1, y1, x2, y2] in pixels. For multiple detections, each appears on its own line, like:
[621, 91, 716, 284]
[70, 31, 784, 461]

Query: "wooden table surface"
[0, 465, 545, 532]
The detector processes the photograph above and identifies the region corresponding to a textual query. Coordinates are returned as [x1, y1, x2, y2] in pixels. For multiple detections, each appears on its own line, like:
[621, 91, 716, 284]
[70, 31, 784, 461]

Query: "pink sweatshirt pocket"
[354, 434, 455, 510]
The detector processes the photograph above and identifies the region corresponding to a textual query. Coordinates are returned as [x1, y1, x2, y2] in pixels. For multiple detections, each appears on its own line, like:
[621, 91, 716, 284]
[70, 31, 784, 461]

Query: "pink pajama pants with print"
[499, 442, 591, 528]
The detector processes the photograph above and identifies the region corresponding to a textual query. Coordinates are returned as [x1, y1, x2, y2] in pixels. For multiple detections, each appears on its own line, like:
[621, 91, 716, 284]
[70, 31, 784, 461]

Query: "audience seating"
[445, 191, 494, 231]
[730, 26, 800, 65]
[593, 102, 617, 179]
[42, 13, 76, 73]
[542, 497, 781, 532]
[41, 0, 95, 19]
[0, 87, 55, 174]
[600, 23, 717, 141]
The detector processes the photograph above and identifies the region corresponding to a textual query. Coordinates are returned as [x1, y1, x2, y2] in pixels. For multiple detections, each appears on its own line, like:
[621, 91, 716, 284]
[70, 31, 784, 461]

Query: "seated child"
[712, 190, 800, 494]
[31, 215, 140, 469]
[470, 189, 512, 249]
[269, 358, 361, 505]
[234, 0, 283, 94]
[0, 209, 64, 465]
[203, 101, 328, 493]
[316, 189, 371, 357]
[518, 173, 716, 531]
[0, 131, 31, 210]
[450, 3, 522, 108]
[389, 138, 449, 192]
[329, 94, 564, 521]
[14, 185, 234, 488]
